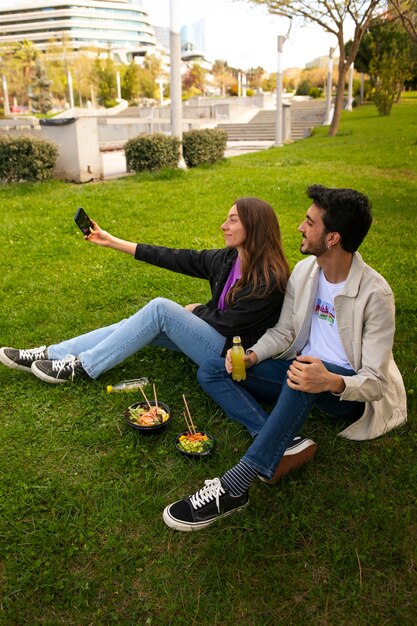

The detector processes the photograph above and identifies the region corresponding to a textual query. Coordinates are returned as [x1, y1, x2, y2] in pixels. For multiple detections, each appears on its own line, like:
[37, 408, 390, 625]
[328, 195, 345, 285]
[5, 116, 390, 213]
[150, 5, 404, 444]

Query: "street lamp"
[275, 34, 285, 147]
[346, 64, 354, 111]
[169, 0, 186, 169]
[157, 78, 165, 106]
[67, 70, 74, 109]
[324, 47, 335, 125]
[2, 74, 10, 116]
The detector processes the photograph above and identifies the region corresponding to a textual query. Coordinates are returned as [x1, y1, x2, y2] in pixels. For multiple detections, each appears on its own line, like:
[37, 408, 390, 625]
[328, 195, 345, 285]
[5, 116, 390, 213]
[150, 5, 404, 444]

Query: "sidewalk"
[101, 141, 274, 180]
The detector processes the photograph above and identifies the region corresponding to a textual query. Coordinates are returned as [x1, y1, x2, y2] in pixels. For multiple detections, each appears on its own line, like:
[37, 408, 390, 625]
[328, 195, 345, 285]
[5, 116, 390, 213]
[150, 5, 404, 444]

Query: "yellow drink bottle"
[231, 336, 246, 381]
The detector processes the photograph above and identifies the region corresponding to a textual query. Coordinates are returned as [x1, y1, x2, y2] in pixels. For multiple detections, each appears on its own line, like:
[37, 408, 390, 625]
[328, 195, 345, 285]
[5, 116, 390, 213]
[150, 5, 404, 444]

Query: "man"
[163, 184, 407, 532]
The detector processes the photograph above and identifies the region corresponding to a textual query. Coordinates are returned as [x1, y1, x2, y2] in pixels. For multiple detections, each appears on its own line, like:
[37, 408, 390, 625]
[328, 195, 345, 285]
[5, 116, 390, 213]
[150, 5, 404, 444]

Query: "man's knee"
[197, 357, 225, 386]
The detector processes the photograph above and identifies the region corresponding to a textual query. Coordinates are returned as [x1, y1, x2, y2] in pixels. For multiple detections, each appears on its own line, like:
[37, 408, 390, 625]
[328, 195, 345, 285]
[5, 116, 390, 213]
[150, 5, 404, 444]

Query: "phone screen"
[74, 207, 93, 235]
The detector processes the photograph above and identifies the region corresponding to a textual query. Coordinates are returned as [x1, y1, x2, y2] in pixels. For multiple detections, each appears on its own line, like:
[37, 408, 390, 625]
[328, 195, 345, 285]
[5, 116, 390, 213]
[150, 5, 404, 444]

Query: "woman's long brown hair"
[226, 197, 290, 305]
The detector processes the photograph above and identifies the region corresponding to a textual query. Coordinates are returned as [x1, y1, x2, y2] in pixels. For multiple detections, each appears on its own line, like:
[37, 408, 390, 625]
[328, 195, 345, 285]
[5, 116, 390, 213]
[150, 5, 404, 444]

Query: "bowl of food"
[124, 401, 171, 433]
[175, 430, 215, 458]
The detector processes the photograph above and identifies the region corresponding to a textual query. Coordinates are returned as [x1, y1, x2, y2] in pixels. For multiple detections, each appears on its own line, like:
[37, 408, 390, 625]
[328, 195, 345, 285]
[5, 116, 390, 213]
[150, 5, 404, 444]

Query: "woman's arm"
[85, 220, 136, 256]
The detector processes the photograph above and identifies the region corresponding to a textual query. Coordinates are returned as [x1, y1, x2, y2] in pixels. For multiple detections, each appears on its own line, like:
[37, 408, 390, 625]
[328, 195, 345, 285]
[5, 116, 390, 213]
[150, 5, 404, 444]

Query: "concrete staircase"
[216, 100, 327, 142]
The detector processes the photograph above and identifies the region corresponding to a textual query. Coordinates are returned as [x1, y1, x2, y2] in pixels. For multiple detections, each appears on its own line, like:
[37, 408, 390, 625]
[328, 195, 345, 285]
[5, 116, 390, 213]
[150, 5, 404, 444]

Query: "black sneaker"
[163, 478, 249, 532]
[0, 346, 47, 372]
[31, 355, 90, 384]
[259, 436, 317, 485]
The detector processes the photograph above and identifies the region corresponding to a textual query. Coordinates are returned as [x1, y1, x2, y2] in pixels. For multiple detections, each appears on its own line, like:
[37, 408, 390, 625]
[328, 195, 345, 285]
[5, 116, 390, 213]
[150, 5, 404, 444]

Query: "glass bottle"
[106, 377, 149, 393]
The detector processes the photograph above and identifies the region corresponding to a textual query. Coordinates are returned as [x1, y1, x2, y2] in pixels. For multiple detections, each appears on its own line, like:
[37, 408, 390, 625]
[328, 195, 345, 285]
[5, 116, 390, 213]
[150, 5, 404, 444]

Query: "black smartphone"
[74, 207, 93, 235]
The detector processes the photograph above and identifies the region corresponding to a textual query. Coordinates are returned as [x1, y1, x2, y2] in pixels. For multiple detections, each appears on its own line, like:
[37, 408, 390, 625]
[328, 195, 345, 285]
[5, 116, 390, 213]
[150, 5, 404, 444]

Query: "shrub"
[296, 79, 311, 96]
[182, 128, 227, 168]
[308, 87, 323, 99]
[0, 135, 58, 183]
[124, 133, 180, 172]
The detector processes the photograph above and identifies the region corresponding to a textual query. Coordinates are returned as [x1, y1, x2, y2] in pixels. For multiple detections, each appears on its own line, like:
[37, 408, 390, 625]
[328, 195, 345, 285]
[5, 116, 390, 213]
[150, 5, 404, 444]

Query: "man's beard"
[300, 234, 327, 257]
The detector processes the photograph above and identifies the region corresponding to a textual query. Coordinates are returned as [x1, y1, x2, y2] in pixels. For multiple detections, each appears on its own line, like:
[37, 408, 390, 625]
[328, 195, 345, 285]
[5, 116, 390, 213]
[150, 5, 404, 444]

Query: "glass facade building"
[0, 0, 157, 54]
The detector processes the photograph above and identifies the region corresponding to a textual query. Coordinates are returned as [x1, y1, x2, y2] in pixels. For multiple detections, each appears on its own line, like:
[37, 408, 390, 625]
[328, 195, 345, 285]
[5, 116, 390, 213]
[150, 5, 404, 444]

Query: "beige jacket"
[251, 253, 407, 441]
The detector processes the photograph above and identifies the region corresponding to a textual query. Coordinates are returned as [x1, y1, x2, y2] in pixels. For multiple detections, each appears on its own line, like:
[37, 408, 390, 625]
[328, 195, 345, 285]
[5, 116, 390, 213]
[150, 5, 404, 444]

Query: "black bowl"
[124, 401, 171, 434]
[175, 430, 215, 458]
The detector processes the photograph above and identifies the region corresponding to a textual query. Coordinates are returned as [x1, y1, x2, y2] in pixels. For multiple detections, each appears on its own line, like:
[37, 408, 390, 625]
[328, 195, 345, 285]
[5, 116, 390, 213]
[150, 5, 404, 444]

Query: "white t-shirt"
[301, 269, 351, 369]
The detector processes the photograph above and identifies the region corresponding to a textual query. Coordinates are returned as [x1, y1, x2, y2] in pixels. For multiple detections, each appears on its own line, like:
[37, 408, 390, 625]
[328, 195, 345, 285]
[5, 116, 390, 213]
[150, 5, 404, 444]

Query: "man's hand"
[225, 348, 258, 374]
[184, 303, 202, 312]
[286, 355, 345, 394]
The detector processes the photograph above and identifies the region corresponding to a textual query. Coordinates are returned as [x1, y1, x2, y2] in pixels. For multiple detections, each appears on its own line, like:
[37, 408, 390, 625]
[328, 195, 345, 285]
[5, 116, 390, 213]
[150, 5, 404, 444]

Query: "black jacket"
[135, 243, 285, 353]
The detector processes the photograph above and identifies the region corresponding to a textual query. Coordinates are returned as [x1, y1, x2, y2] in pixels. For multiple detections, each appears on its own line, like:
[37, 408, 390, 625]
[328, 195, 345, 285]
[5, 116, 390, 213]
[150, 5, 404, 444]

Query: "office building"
[0, 0, 157, 56]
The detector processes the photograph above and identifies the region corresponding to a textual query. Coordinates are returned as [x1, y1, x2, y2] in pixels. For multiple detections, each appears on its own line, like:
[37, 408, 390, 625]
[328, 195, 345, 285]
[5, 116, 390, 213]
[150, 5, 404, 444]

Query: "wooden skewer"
[152, 383, 158, 409]
[183, 411, 192, 435]
[182, 394, 196, 434]
[138, 384, 152, 410]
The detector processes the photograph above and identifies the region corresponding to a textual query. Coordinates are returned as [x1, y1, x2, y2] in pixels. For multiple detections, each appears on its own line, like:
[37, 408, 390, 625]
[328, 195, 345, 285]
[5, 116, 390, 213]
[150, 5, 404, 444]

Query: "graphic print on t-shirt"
[315, 298, 335, 326]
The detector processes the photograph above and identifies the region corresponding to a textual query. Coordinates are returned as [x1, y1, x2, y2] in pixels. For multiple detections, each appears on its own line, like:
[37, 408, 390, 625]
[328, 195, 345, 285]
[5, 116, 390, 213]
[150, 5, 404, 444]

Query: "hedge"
[0, 135, 58, 183]
[182, 128, 227, 168]
[125, 133, 181, 172]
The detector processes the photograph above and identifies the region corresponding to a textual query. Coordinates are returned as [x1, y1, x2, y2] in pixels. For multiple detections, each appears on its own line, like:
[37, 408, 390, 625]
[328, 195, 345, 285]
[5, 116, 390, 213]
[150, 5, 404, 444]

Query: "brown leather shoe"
[259, 437, 318, 485]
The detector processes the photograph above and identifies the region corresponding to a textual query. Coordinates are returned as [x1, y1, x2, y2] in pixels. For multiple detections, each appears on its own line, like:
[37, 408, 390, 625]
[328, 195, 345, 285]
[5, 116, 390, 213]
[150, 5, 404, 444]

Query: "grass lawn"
[0, 94, 416, 625]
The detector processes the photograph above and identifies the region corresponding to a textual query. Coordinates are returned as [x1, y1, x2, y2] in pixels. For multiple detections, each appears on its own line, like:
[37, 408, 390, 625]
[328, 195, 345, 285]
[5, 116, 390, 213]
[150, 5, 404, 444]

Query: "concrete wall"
[39, 118, 101, 183]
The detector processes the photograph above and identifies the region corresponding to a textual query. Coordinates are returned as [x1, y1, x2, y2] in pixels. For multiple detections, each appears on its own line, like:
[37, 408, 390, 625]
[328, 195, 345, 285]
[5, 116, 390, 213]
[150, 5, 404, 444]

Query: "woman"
[0, 198, 290, 384]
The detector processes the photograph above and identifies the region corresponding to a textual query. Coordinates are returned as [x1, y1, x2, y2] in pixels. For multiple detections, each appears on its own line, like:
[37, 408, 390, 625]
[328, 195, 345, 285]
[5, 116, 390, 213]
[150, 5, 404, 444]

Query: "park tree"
[349, 17, 414, 113]
[246, 0, 387, 135]
[212, 59, 234, 96]
[390, 0, 417, 42]
[14, 40, 40, 108]
[246, 66, 266, 90]
[182, 62, 207, 97]
[134, 54, 166, 100]
[369, 20, 413, 114]
[91, 56, 117, 107]
[31, 57, 52, 114]
[121, 60, 140, 103]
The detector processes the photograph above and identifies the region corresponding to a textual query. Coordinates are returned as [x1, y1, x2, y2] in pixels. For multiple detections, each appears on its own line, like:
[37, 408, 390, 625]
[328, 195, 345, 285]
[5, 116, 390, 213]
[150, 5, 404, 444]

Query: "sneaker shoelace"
[189, 478, 225, 513]
[19, 346, 47, 360]
[51, 355, 78, 378]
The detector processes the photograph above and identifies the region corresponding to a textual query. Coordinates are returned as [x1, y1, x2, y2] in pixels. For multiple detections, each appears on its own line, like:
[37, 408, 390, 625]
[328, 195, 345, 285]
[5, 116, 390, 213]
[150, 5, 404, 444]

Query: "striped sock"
[222, 461, 258, 496]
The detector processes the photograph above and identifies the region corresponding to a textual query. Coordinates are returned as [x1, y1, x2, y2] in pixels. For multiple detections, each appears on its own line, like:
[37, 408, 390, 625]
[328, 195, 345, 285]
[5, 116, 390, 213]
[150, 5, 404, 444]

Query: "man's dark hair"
[307, 184, 373, 253]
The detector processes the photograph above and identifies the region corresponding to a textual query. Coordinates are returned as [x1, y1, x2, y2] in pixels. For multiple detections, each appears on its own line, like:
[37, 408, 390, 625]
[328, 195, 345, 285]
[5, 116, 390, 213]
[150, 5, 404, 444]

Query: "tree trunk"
[328, 56, 348, 137]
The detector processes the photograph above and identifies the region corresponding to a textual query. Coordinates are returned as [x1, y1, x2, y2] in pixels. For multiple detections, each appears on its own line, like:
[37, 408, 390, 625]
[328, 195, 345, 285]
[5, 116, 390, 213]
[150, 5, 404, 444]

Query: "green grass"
[0, 94, 416, 625]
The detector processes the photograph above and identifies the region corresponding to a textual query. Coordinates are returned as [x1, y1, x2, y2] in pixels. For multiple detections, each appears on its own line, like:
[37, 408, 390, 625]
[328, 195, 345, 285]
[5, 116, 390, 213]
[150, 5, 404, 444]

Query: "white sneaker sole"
[0, 349, 33, 372]
[31, 362, 67, 384]
[162, 501, 249, 532]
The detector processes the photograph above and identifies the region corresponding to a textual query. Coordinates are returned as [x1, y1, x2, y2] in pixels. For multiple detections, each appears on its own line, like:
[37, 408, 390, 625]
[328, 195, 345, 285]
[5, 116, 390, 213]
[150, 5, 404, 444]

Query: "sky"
[142, 0, 339, 71]
[0, 0, 340, 71]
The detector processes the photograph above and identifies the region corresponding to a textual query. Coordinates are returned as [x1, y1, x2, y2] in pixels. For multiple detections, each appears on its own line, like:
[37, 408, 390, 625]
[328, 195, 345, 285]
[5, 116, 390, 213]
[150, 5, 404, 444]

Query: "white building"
[0, 0, 157, 56]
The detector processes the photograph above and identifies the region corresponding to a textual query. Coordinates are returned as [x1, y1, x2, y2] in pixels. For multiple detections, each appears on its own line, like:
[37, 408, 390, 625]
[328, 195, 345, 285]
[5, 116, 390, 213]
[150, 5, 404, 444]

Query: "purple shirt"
[217, 257, 242, 311]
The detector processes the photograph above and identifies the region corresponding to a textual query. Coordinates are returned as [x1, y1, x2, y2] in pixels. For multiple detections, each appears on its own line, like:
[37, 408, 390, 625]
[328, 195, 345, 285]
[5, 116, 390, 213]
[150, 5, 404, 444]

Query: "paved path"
[101, 141, 274, 180]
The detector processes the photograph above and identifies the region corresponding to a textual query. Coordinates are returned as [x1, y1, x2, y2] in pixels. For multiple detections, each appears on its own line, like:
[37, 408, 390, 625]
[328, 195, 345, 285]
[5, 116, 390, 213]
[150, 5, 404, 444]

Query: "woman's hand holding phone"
[85, 220, 112, 247]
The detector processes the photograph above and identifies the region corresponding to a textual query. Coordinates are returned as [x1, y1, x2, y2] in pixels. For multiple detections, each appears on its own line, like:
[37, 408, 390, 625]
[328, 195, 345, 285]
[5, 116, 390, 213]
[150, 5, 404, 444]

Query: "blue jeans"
[197, 357, 365, 479]
[48, 297, 226, 379]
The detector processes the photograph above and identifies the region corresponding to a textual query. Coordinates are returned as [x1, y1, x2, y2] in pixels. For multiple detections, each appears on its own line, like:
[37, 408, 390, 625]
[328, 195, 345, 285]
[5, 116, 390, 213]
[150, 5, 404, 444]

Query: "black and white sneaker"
[163, 478, 249, 532]
[31, 355, 90, 384]
[0, 346, 47, 372]
[259, 436, 318, 485]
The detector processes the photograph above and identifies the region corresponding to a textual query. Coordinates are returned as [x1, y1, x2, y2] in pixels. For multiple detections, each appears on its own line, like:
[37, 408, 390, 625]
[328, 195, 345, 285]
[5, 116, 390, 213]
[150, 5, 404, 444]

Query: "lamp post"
[275, 34, 285, 147]
[67, 70, 74, 109]
[2, 74, 10, 116]
[157, 78, 164, 105]
[116, 70, 121, 101]
[346, 63, 354, 111]
[324, 47, 335, 125]
[169, 0, 186, 168]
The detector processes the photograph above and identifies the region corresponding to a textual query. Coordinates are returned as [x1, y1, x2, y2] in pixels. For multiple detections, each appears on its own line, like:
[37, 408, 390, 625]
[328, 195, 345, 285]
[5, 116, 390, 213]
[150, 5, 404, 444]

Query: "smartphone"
[74, 207, 93, 235]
